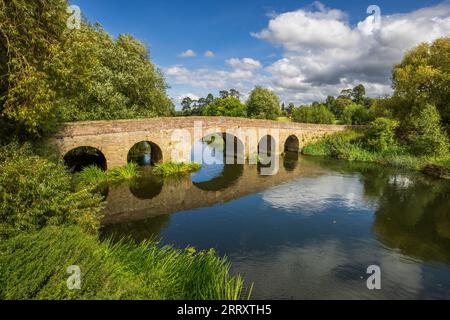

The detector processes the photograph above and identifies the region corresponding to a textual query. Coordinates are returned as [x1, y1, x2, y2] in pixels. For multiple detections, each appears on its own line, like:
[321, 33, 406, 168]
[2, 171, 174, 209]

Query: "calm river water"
[101, 152, 450, 299]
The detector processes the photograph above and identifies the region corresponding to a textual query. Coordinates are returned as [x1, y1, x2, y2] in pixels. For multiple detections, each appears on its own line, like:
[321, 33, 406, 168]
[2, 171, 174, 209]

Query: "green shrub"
[0, 144, 103, 239]
[302, 130, 368, 160]
[153, 162, 202, 177]
[0, 226, 250, 300]
[342, 104, 372, 125]
[365, 118, 399, 152]
[408, 104, 449, 157]
[292, 104, 335, 124]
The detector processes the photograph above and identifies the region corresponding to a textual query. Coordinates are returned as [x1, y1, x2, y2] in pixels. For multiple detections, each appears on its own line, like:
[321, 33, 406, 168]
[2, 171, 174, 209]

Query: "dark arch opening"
[284, 135, 300, 153]
[64, 146, 107, 172]
[128, 141, 163, 166]
[191, 133, 244, 191]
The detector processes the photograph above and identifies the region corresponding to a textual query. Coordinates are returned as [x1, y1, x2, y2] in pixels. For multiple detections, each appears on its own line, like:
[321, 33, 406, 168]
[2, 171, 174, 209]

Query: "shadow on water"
[129, 168, 164, 200]
[192, 164, 244, 191]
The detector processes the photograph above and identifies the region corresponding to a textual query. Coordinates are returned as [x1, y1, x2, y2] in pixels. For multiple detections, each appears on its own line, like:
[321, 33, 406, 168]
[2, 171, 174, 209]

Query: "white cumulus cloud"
[252, 2, 450, 103]
[204, 50, 215, 58]
[178, 49, 197, 58]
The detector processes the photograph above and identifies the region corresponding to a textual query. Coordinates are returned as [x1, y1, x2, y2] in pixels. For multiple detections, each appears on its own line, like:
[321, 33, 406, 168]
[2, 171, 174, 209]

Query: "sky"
[71, 0, 450, 108]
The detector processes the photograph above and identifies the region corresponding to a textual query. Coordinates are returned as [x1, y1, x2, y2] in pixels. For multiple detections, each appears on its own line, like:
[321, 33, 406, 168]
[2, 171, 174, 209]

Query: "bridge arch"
[258, 134, 276, 157]
[63, 146, 107, 172]
[284, 135, 300, 153]
[128, 141, 163, 166]
[191, 132, 244, 191]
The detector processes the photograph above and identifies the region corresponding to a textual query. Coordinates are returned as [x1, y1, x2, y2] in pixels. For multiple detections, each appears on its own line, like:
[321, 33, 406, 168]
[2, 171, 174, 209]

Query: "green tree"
[292, 104, 334, 124]
[0, 1, 174, 140]
[55, 24, 174, 121]
[202, 97, 246, 117]
[351, 84, 366, 104]
[0, 0, 68, 138]
[246, 86, 281, 120]
[392, 37, 450, 124]
[408, 104, 449, 157]
[342, 103, 372, 125]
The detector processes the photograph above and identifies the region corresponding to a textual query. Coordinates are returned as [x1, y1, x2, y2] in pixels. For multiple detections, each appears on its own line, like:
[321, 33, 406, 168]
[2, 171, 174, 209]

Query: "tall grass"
[75, 163, 141, 189]
[153, 162, 202, 177]
[0, 226, 251, 300]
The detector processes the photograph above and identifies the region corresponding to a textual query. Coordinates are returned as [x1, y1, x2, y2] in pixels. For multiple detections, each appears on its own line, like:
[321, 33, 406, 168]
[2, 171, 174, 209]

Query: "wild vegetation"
[74, 163, 141, 190]
[153, 162, 202, 177]
[0, 226, 249, 300]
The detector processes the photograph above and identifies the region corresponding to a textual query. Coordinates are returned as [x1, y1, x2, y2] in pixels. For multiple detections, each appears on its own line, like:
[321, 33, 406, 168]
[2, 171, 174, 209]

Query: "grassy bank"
[0, 226, 250, 300]
[0, 143, 250, 300]
[302, 130, 450, 179]
[153, 162, 202, 177]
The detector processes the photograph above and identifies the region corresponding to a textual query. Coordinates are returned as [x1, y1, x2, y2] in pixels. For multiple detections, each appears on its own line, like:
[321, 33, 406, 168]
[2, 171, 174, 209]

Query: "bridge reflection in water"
[101, 152, 318, 227]
[100, 154, 450, 299]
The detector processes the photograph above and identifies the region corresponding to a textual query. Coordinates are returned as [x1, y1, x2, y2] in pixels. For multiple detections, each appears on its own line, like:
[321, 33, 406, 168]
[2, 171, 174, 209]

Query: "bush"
[0, 144, 103, 239]
[365, 118, 399, 152]
[292, 104, 334, 124]
[153, 162, 202, 177]
[342, 104, 372, 125]
[302, 130, 372, 161]
[0, 226, 250, 300]
[408, 104, 449, 157]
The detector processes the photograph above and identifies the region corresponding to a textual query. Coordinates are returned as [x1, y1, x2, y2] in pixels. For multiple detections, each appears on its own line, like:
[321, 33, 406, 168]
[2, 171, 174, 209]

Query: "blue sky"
[71, 0, 450, 107]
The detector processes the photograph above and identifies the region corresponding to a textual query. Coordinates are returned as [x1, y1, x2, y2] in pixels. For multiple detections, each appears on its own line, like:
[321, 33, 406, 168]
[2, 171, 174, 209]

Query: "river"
[100, 150, 450, 299]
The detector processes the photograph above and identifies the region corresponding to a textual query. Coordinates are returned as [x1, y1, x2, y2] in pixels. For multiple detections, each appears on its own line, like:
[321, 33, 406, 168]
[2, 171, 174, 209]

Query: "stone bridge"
[52, 117, 349, 169]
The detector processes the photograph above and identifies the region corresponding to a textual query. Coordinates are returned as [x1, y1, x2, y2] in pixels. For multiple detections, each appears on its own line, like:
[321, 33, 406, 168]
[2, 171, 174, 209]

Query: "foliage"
[0, 143, 103, 239]
[0, 0, 68, 138]
[303, 129, 450, 178]
[392, 37, 450, 124]
[202, 97, 246, 117]
[153, 162, 202, 177]
[292, 104, 334, 124]
[342, 103, 373, 125]
[75, 163, 141, 189]
[246, 86, 281, 120]
[0, 226, 250, 300]
[55, 23, 174, 122]
[0, 0, 174, 140]
[407, 104, 449, 157]
[365, 118, 399, 152]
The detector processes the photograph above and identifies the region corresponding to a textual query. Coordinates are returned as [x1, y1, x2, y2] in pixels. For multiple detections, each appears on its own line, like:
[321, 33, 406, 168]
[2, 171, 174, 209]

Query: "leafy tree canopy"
[393, 37, 450, 124]
[0, 0, 174, 140]
[246, 86, 281, 120]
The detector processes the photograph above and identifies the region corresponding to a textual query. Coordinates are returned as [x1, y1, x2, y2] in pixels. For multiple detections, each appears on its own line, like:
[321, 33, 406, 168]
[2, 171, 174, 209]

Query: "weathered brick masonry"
[51, 117, 349, 168]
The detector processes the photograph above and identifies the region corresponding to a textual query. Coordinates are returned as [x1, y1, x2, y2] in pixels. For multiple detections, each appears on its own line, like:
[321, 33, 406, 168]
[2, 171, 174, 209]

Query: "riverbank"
[302, 130, 450, 180]
[0, 143, 250, 300]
